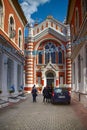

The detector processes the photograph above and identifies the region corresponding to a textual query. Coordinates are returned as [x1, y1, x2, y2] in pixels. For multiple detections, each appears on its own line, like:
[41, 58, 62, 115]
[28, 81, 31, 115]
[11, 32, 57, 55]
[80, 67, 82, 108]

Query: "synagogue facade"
[25, 16, 71, 92]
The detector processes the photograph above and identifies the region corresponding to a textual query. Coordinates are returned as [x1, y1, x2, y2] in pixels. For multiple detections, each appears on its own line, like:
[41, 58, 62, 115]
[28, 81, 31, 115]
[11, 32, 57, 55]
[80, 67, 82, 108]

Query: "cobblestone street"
[0, 94, 87, 130]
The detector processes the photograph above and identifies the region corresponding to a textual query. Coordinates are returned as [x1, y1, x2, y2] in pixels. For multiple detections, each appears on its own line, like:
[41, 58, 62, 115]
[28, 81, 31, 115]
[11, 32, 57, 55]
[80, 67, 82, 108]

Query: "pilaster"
[1, 54, 8, 100]
[13, 61, 18, 93]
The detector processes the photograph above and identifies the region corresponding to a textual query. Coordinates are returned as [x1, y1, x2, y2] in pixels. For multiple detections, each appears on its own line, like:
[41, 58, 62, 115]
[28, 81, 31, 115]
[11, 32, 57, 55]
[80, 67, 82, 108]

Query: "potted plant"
[9, 85, 15, 94]
[18, 85, 23, 93]
[9, 90, 14, 94]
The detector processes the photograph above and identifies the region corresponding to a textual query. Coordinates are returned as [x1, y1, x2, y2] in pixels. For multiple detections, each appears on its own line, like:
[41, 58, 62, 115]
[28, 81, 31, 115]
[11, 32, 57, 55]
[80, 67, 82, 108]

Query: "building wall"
[25, 16, 71, 92]
[3, 0, 24, 46]
[67, 0, 87, 105]
[0, 0, 27, 100]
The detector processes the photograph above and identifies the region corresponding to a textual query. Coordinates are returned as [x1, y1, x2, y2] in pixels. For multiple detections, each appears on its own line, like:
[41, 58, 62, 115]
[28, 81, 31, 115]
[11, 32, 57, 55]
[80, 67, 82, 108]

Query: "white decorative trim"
[9, 0, 24, 26]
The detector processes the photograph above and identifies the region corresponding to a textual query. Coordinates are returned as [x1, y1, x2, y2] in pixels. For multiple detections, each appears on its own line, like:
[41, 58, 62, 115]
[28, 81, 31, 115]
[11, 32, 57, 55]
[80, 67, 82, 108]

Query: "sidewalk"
[72, 99, 87, 128]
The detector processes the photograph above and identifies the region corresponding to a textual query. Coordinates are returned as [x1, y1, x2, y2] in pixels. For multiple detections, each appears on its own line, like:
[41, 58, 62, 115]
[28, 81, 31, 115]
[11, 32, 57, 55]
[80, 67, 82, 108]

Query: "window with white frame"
[9, 16, 15, 38]
[0, 0, 3, 28]
[18, 29, 22, 49]
[45, 42, 56, 64]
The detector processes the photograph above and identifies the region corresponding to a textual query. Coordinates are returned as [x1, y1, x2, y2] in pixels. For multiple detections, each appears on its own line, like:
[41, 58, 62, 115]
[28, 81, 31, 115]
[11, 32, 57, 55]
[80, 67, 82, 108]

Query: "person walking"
[43, 86, 50, 103]
[31, 85, 37, 102]
[42, 87, 47, 102]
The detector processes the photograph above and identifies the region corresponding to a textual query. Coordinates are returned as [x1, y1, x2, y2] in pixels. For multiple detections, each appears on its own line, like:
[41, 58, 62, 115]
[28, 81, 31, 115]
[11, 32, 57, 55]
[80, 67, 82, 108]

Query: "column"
[66, 25, 71, 88]
[13, 61, 18, 94]
[0, 54, 2, 91]
[21, 65, 24, 87]
[66, 42, 72, 88]
[25, 42, 34, 92]
[1, 54, 8, 100]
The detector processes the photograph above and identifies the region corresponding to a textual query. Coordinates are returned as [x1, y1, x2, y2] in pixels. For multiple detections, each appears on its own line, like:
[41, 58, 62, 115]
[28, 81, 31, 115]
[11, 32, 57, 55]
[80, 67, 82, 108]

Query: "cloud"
[19, 0, 50, 24]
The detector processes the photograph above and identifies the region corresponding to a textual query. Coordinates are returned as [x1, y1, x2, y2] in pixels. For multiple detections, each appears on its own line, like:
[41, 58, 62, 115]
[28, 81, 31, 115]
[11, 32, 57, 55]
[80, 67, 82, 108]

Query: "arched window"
[45, 45, 50, 64]
[0, 0, 3, 28]
[9, 16, 15, 38]
[58, 51, 62, 64]
[18, 29, 22, 49]
[45, 42, 56, 64]
[51, 45, 55, 63]
[38, 51, 42, 64]
[75, 8, 79, 33]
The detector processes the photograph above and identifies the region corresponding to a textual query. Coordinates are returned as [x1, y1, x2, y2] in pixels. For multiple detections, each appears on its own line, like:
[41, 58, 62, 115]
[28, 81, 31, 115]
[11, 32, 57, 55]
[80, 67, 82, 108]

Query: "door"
[46, 72, 54, 87]
[47, 78, 54, 87]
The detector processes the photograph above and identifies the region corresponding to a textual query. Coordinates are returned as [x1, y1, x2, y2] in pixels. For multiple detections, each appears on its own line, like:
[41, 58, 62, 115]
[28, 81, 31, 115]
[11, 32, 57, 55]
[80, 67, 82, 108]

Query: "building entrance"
[46, 72, 54, 87]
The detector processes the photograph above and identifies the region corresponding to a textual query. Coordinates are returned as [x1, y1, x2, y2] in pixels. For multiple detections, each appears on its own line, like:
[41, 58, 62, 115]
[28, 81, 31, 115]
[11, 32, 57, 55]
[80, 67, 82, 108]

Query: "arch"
[35, 37, 63, 51]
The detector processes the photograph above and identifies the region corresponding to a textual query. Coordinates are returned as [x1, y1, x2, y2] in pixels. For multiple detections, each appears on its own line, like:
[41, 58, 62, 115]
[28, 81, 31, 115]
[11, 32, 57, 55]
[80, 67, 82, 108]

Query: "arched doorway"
[46, 72, 54, 87]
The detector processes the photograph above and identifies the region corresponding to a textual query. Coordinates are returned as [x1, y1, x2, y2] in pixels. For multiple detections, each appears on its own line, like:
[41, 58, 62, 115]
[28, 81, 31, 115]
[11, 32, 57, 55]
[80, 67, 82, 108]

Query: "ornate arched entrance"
[46, 72, 55, 87]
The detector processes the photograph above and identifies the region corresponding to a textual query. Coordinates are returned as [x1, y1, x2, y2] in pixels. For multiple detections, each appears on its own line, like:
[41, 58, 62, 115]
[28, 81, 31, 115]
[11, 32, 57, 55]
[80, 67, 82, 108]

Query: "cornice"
[66, 0, 76, 23]
[33, 27, 67, 42]
[34, 16, 66, 29]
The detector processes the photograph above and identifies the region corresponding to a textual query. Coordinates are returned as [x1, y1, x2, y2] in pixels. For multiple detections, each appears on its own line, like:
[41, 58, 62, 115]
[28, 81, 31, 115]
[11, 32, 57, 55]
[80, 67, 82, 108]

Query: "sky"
[18, 0, 69, 25]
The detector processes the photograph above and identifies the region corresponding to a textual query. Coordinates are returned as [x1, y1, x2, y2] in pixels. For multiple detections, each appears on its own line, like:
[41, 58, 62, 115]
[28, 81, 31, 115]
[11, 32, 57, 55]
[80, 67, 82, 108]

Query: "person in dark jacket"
[31, 85, 37, 102]
[42, 87, 47, 102]
[43, 86, 50, 102]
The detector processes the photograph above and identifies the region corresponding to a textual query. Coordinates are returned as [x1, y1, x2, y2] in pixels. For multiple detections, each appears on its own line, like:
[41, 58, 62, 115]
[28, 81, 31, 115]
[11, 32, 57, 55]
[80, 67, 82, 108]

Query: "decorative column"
[25, 25, 34, 92]
[21, 65, 24, 88]
[66, 25, 72, 88]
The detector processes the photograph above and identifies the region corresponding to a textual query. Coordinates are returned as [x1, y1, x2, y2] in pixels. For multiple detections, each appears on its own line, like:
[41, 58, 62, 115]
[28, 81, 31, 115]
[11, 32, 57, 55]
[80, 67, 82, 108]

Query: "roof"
[11, 0, 27, 26]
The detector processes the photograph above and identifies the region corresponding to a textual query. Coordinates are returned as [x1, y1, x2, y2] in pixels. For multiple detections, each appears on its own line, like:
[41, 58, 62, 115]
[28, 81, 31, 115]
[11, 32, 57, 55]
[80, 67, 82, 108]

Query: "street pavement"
[0, 94, 87, 130]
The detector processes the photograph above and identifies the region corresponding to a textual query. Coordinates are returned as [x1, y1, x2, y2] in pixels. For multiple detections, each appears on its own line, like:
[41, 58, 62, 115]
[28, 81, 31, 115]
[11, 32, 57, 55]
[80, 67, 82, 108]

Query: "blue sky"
[18, 0, 69, 24]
